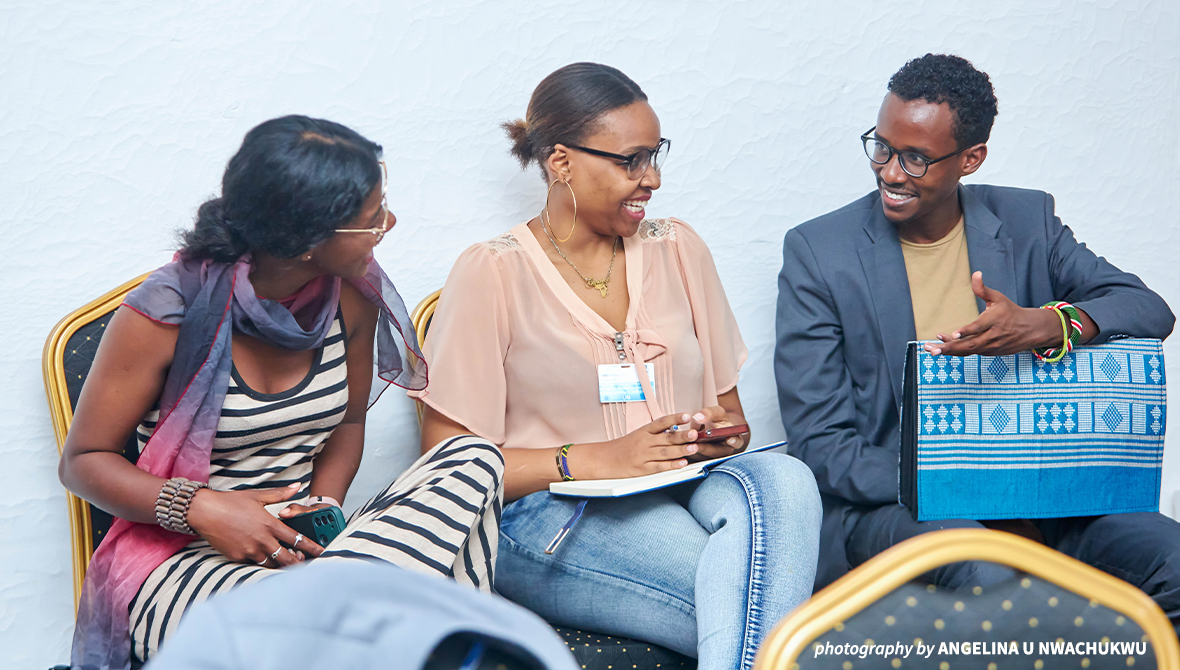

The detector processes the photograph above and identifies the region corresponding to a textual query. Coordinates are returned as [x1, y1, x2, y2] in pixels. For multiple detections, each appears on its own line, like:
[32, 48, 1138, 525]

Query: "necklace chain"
[540, 216, 619, 298]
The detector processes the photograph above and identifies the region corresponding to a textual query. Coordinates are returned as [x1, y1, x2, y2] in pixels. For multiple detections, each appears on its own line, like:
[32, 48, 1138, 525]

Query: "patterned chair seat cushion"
[795, 573, 1155, 670]
[554, 627, 696, 669]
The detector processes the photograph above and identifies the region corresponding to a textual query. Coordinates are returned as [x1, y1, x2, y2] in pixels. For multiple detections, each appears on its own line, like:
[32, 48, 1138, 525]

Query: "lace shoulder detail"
[638, 218, 677, 242]
[482, 232, 522, 256]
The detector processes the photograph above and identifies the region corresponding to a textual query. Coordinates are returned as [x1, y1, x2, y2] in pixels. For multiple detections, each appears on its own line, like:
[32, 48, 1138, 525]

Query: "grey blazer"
[775, 184, 1174, 585]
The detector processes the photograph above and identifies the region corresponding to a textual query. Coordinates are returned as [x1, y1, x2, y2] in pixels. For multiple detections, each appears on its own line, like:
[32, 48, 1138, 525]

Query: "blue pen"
[545, 499, 588, 554]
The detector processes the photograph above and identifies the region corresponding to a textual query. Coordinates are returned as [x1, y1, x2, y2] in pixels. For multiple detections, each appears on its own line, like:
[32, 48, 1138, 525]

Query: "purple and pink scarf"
[70, 255, 425, 670]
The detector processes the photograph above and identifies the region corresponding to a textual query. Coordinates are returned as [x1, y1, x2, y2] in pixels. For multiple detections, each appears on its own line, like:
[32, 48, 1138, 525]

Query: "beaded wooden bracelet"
[155, 477, 208, 535]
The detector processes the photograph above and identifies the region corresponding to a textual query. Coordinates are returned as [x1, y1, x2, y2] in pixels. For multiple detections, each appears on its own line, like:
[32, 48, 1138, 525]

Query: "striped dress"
[127, 311, 503, 663]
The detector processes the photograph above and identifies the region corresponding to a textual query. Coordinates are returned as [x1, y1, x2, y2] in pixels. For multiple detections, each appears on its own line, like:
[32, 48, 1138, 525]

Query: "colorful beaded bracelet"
[1034, 301, 1082, 362]
[1049, 301, 1083, 346]
[555, 443, 576, 482]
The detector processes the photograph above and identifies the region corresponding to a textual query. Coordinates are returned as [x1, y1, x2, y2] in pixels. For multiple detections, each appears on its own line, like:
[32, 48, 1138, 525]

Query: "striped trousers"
[128, 436, 503, 663]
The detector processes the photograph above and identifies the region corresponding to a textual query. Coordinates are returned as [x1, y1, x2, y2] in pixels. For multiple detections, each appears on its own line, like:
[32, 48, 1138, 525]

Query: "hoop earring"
[542, 178, 577, 243]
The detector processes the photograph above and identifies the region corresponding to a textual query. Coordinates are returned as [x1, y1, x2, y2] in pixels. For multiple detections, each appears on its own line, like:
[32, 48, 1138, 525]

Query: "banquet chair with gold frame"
[754, 528, 1179, 670]
[410, 289, 697, 670]
[43, 274, 149, 611]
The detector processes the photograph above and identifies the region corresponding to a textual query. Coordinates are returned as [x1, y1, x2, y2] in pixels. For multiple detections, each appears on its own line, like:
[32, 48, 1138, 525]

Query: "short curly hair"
[888, 54, 998, 147]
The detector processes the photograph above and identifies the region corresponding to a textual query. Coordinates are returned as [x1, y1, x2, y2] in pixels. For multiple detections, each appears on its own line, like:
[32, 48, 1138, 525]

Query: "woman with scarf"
[58, 116, 503, 669]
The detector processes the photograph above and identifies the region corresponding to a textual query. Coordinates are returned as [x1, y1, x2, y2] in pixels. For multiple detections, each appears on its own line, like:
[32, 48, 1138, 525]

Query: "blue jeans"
[496, 452, 822, 670]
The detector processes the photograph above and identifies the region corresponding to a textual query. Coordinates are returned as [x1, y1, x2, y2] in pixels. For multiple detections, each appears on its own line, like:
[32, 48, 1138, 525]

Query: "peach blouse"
[410, 218, 747, 449]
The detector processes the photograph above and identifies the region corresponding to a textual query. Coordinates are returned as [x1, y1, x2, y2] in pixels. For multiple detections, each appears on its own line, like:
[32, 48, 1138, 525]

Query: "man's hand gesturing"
[925, 271, 1064, 357]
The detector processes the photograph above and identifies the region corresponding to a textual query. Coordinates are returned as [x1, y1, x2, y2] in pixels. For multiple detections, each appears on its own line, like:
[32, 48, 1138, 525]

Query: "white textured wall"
[2, 0, 1177, 665]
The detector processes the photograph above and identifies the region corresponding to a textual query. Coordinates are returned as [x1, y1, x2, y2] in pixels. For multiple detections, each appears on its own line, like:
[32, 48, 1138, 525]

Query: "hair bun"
[179, 197, 247, 263]
[506, 63, 646, 180]
[502, 118, 532, 168]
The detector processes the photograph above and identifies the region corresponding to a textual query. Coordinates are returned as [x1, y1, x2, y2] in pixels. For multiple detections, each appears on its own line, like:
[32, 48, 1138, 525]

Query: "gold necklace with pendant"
[541, 217, 619, 298]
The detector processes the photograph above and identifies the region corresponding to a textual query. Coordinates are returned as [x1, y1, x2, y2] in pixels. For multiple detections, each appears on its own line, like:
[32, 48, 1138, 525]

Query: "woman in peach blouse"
[415, 63, 821, 670]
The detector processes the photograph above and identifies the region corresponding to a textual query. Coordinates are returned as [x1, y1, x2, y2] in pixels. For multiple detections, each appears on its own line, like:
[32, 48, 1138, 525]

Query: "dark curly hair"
[503, 63, 647, 180]
[888, 54, 998, 147]
[180, 115, 383, 262]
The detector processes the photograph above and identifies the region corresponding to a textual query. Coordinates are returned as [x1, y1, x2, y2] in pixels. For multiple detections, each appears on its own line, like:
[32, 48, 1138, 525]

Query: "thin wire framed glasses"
[860, 127, 970, 179]
[566, 138, 671, 180]
[334, 161, 392, 243]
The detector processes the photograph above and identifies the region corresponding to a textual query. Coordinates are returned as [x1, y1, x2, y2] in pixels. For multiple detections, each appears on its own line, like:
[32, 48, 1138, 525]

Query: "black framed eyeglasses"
[566, 138, 670, 180]
[860, 127, 971, 179]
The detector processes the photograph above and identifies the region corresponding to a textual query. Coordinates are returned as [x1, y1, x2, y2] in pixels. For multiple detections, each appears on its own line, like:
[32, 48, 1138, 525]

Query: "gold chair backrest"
[43, 274, 148, 610]
[410, 288, 441, 350]
[410, 289, 441, 425]
[754, 528, 1179, 669]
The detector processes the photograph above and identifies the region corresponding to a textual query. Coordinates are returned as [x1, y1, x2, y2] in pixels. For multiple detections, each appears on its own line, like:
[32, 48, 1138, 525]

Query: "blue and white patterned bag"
[900, 339, 1166, 521]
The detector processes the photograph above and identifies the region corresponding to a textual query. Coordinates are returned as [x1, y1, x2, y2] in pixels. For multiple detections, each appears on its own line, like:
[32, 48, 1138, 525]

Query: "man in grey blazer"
[775, 53, 1180, 630]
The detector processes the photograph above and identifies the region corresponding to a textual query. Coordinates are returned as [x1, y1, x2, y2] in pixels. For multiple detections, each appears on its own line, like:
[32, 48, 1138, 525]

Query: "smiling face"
[309, 182, 392, 277]
[548, 101, 663, 238]
[871, 93, 986, 235]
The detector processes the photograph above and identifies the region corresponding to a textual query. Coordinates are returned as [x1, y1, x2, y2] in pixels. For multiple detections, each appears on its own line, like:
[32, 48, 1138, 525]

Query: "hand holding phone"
[696, 423, 750, 443]
[282, 505, 347, 548]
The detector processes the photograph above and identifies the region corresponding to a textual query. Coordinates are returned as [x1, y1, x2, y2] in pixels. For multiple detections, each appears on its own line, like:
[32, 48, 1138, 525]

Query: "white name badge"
[597, 363, 656, 403]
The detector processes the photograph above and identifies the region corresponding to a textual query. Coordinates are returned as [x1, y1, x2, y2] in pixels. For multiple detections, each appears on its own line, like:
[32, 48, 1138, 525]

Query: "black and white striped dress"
[128, 312, 503, 663]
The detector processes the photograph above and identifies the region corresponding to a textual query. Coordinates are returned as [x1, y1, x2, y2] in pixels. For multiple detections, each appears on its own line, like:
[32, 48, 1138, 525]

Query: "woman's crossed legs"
[129, 435, 503, 663]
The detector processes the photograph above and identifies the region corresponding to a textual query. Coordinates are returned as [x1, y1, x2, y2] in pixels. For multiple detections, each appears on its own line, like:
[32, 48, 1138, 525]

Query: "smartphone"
[282, 505, 347, 547]
[697, 423, 750, 443]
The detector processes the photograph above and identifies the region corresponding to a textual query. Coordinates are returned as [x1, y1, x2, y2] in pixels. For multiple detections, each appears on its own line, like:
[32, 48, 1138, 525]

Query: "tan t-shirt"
[900, 217, 980, 341]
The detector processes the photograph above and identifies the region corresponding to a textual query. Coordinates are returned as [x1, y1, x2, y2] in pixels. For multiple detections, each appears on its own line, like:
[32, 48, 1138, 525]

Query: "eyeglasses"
[566, 138, 671, 180]
[860, 127, 971, 179]
[334, 161, 392, 244]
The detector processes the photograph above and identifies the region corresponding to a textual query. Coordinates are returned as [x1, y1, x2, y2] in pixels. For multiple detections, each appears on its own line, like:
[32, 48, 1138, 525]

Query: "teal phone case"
[282, 505, 347, 547]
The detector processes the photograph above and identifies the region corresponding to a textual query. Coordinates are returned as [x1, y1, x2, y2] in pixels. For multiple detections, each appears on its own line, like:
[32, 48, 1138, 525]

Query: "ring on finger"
[292, 533, 304, 548]
[270, 547, 284, 561]
[257, 557, 269, 566]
